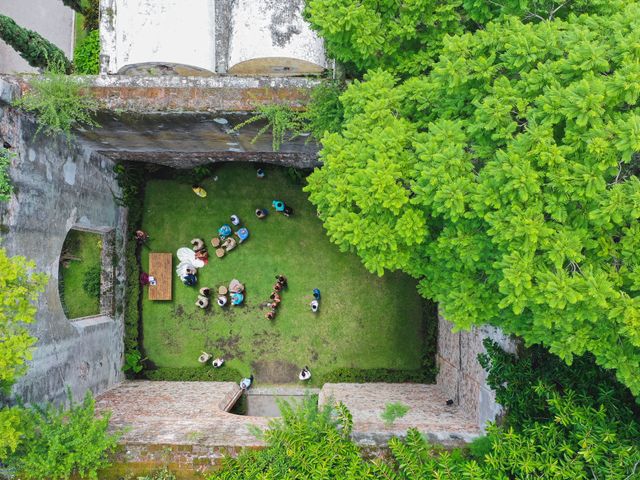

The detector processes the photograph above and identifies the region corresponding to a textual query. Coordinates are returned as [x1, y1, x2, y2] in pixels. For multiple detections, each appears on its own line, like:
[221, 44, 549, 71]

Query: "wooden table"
[148, 253, 172, 301]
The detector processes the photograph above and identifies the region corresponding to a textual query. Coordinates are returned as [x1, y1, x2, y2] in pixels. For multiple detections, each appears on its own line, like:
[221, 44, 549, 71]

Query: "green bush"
[82, 0, 100, 31]
[302, 81, 344, 141]
[13, 67, 99, 140]
[0, 147, 14, 202]
[233, 104, 306, 152]
[0, 15, 71, 72]
[380, 402, 410, 426]
[74, 30, 100, 74]
[82, 263, 101, 298]
[4, 392, 119, 480]
[113, 163, 146, 375]
[143, 366, 242, 382]
[321, 367, 434, 384]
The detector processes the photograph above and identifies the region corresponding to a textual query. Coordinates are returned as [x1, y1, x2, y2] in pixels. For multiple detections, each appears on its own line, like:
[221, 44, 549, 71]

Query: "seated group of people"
[214, 215, 249, 258]
[217, 279, 245, 307]
[198, 351, 224, 368]
[265, 274, 287, 320]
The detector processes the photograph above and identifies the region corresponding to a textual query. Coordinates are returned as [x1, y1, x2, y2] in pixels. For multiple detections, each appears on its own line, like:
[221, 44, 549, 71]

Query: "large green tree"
[0, 15, 71, 72]
[0, 248, 46, 392]
[306, 4, 640, 394]
[304, 0, 623, 76]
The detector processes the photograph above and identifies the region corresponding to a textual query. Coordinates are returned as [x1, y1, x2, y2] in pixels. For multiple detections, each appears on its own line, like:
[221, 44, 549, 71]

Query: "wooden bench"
[148, 253, 172, 301]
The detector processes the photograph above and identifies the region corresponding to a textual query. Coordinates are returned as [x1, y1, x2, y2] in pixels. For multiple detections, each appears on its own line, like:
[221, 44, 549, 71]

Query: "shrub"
[13, 67, 99, 140]
[74, 30, 100, 74]
[4, 392, 119, 480]
[0, 147, 14, 202]
[302, 81, 344, 141]
[143, 366, 241, 382]
[82, 263, 101, 298]
[138, 467, 177, 480]
[233, 104, 306, 152]
[123, 350, 145, 374]
[0, 15, 71, 72]
[82, 0, 100, 31]
[380, 402, 410, 426]
[321, 367, 434, 384]
[113, 163, 146, 375]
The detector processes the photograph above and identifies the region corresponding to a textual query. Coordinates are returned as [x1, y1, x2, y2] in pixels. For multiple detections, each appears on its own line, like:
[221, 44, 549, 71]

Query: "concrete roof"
[106, 0, 217, 74]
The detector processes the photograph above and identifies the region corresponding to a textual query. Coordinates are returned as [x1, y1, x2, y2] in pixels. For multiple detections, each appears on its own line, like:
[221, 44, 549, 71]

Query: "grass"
[139, 164, 427, 385]
[59, 229, 102, 319]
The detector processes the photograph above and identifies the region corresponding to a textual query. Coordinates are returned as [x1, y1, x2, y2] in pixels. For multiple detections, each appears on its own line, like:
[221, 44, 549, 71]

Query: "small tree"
[233, 104, 306, 152]
[4, 391, 120, 480]
[0, 248, 47, 393]
[13, 65, 100, 140]
[380, 402, 410, 427]
[0, 15, 71, 72]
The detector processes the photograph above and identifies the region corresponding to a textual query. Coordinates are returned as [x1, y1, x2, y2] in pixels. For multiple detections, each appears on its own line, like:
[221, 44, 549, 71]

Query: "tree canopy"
[305, 3, 640, 394]
[304, 0, 624, 76]
[0, 248, 46, 393]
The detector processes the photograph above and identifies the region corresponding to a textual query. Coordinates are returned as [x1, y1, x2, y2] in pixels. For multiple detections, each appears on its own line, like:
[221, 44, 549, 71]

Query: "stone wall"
[436, 314, 518, 431]
[0, 105, 126, 406]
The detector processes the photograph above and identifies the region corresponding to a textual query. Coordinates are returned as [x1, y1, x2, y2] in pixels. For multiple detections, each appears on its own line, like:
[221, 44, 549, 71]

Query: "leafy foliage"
[142, 366, 241, 382]
[74, 30, 100, 74]
[209, 396, 375, 480]
[301, 82, 345, 141]
[13, 68, 99, 140]
[0, 407, 23, 460]
[81, 263, 101, 298]
[304, 0, 623, 76]
[0, 147, 14, 202]
[3, 392, 119, 480]
[233, 104, 306, 152]
[306, 4, 640, 394]
[380, 402, 410, 426]
[0, 14, 71, 72]
[0, 249, 46, 393]
[137, 467, 177, 480]
[322, 367, 435, 384]
[123, 350, 145, 374]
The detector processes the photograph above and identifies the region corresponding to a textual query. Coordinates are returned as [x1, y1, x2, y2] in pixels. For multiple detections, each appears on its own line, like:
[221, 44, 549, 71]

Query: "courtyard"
[138, 163, 429, 384]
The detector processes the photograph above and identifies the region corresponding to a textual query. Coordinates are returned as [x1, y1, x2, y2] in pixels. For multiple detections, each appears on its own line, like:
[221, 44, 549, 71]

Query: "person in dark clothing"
[283, 206, 293, 217]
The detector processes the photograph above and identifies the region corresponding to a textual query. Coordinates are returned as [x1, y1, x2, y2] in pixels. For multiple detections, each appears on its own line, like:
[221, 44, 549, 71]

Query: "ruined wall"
[0, 104, 126, 406]
[436, 314, 518, 431]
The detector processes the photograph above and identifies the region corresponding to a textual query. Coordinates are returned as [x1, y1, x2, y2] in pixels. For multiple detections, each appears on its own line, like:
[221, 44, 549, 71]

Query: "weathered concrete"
[100, 0, 326, 76]
[101, 0, 217, 75]
[76, 111, 319, 168]
[226, 0, 327, 76]
[1, 74, 320, 113]
[319, 383, 481, 447]
[95, 381, 270, 448]
[0, 106, 126, 406]
[436, 314, 518, 432]
[0, 0, 75, 74]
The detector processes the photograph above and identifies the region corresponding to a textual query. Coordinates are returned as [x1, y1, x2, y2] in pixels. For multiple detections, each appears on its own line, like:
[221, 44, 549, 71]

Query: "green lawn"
[140, 164, 427, 384]
[59, 229, 102, 319]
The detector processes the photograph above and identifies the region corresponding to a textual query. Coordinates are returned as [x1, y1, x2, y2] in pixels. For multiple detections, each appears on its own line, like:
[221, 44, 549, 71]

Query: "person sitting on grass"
[255, 208, 268, 219]
[270, 292, 281, 304]
[212, 358, 224, 368]
[310, 299, 319, 313]
[283, 206, 294, 217]
[196, 295, 209, 309]
[198, 352, 211, 363]
[230, 214, 240, 226]
[265, 310, 276, 320]
[231, 292, 244, 305]
[217, 295, 228, 307]
[272, 200, 285, 212]
[192, 184, 207, 198]
[135, 230, 149, 244]
[276, 274, 288, 287]
[235, 227, 249, 243]
[183, 272, 197, 286]
[313, 288, 321, 301]
[273, 282, 283, 293]
[240, 375, 254, 390]
[299, 366, 311, 381]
